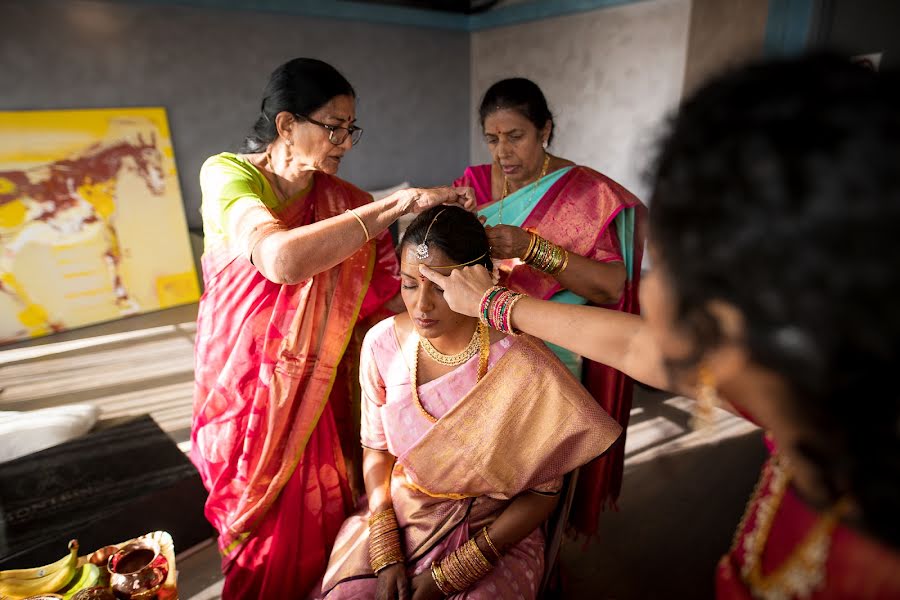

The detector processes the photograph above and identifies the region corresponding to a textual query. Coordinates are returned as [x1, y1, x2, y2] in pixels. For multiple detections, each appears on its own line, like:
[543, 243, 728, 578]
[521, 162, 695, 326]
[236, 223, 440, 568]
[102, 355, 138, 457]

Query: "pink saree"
[455, 164, 647, 534]
[717, 457, 900, 599]
[318, 317, 622, 598]
[191, 162, 399, 599]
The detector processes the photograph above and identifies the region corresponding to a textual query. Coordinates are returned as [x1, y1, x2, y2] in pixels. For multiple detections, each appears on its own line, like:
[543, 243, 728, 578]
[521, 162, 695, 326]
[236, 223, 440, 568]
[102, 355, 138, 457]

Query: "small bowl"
[107, 539, 168, 599]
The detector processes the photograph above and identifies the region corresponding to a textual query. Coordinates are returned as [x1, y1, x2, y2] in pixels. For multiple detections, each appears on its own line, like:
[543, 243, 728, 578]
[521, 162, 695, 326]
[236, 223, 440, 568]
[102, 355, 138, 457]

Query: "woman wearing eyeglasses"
[191, 57, 474, 599]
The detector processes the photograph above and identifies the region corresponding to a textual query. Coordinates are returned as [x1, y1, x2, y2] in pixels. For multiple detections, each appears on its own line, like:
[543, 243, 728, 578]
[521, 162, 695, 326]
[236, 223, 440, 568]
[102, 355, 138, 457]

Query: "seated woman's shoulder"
[363, 314, 402, 348]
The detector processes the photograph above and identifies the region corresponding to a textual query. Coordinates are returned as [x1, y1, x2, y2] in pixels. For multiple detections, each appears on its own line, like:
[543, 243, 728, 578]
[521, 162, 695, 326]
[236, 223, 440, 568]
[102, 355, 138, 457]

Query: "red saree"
[717, 457, 900, 599]
[192, 158, 399, 599]
[456, 164, 646, 535]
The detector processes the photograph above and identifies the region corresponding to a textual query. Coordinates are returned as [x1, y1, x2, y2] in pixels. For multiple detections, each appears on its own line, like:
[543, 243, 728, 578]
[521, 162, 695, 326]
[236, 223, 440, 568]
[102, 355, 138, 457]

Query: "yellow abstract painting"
[0, 107, 199, 343]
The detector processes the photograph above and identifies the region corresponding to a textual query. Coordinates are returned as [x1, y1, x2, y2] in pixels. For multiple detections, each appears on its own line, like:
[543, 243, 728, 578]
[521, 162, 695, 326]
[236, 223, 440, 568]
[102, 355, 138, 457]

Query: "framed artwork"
[0, 107, 199, 344]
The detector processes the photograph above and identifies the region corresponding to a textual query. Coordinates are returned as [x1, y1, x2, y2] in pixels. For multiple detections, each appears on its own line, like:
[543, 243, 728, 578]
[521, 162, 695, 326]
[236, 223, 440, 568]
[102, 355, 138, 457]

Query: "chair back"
[538, 468, 580, 597]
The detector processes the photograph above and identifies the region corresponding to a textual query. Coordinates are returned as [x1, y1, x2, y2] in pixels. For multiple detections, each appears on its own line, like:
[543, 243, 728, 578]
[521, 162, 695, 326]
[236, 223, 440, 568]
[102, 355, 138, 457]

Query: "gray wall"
[0, 0, 470, 229]
[470, 0, 691, 204]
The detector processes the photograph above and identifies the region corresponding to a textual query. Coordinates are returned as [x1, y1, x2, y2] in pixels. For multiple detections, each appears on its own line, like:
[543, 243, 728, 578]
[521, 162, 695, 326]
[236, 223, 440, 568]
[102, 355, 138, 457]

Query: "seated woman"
[317, 206, 622, 599]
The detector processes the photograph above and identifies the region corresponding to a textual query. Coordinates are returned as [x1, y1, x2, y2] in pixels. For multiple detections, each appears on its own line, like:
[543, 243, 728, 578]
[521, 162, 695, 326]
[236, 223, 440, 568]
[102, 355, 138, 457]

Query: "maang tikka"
[415, 208, 447, 260]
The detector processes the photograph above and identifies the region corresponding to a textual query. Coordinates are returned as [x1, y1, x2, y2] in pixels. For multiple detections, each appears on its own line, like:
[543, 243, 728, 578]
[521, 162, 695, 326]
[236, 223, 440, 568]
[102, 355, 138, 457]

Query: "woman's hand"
[410, 569, 444, 600]
[401, 187, 477, 214]
[418, 264, 493, 317]
[486, 225, 531, 260]
[376, 563, 410, 600]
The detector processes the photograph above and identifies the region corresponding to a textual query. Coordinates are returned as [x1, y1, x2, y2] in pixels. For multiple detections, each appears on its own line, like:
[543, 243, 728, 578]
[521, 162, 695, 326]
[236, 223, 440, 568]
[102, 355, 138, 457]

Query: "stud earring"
[542, 140, 548, 150]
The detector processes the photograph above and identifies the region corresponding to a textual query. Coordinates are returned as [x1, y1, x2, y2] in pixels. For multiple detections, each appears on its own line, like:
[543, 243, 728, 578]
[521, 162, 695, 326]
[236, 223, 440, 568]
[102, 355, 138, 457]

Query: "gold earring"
[691, 365, 721, 431]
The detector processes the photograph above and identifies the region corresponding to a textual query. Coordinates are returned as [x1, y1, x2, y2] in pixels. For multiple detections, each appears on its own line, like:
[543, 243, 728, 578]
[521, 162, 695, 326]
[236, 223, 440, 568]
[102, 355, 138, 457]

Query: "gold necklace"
[411, 322, 490, 423]
[421, 324, 480, 366]
[499, 153, 550, 224]
[730, 455, 849, 600]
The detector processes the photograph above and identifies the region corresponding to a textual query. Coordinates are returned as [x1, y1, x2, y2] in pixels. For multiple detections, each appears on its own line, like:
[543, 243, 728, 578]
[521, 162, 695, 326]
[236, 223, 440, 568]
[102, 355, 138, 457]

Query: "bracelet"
[433, 538, 494, 595]
[431, 561, 454, 595]
[557, 249, 570, 275]
[521, 232, 538, 262]
[479, 286, 504, 326]
[480, 286, 524, 335]
[368, 508, 403, 574]
[523, 234, 568, 275]
[346, 208, 370, 242]
[481, 527, 501, 562]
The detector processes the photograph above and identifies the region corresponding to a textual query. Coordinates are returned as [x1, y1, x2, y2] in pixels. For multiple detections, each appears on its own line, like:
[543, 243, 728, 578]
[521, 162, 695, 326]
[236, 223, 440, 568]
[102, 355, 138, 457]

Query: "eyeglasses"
[295, 114, 363, 146]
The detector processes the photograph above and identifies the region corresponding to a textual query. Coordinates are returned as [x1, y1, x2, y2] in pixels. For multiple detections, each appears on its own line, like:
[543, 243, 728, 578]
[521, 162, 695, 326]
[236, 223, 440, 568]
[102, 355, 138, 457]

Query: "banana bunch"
[0, 540, 79, 600]
[56, 563, 101, 600]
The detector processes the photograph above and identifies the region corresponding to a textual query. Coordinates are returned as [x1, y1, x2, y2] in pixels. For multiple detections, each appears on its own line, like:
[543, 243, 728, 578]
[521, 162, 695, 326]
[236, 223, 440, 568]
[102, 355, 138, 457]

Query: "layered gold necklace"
[499, 153, 550, 224]
[420, 324, 481, 366]
[731, 455, 849, 600]
[411, 322, 490, 423]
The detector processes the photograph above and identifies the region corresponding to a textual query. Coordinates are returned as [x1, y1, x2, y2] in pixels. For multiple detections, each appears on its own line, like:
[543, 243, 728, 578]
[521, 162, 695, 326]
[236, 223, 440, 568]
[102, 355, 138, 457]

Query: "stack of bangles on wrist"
[522, 232, 569, 275]
[480, 286, 525, 335]
[368, 508, 404, 574]
[431, 527, 502, 595]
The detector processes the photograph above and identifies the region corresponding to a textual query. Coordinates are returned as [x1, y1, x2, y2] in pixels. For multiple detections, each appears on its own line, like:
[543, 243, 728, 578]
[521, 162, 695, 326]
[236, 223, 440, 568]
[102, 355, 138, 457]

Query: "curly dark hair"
[400, 206, 493, 272]
[649, 54, 900, 547]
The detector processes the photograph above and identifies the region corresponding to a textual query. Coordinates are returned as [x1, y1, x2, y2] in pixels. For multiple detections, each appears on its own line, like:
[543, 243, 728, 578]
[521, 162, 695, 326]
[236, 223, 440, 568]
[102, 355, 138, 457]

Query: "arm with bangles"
[418, 264, 687, 397]
[502, 290, 742, 415]
[235, 187, 475, 285]
[486, 224, 626, 305]
[409, 489, 560, 600]
[363, 448, 411, 600]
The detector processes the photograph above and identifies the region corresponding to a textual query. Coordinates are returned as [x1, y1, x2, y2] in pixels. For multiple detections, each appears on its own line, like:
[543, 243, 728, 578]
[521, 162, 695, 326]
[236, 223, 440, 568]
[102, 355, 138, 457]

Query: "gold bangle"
[523, 234, 543, 266]
[431, 561, 454, 595]
[368, 507, 396, 525]
[556, 249, 570, 275]
[481, 527, 501, 561]
[346, 208, 370, 242]
[505, 293, 525, 336]
[465, 538, 492, 572]
[368, 507, 403, 573]
[521, 232, 538, 262]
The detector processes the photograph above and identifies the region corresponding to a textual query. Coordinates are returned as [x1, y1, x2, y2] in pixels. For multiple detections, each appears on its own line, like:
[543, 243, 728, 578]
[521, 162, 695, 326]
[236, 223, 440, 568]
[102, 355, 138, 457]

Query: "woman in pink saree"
[455, 78, 646, 533]
[317, 207, 621, 599]
[191, 58, 474, 599]
[426, 55, 900, 599]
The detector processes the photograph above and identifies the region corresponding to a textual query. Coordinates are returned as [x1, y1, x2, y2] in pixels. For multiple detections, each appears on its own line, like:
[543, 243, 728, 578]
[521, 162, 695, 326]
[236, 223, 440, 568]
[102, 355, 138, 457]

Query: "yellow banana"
[0, 541, 79, 581]
[0, 540, 78, 600]
[58, 563, 100, 600]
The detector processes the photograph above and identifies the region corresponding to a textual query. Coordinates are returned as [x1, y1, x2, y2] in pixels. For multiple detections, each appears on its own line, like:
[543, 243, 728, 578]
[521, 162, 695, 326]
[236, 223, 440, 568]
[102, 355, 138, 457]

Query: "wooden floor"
[0, 304, 766, 599]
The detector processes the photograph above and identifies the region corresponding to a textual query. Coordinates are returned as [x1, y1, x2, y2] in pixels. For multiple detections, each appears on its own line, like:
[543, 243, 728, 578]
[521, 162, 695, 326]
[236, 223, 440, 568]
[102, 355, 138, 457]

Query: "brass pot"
[106, 539, 168, 599]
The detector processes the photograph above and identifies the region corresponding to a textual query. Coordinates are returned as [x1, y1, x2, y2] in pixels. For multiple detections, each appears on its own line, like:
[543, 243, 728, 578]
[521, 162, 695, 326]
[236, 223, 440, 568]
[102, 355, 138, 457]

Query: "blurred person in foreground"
[423, 54, 900, 598]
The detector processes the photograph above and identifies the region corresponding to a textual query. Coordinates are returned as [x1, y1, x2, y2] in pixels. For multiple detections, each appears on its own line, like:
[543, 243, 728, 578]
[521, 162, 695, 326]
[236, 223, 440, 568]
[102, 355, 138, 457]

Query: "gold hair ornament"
[414, 208, 448, 260]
